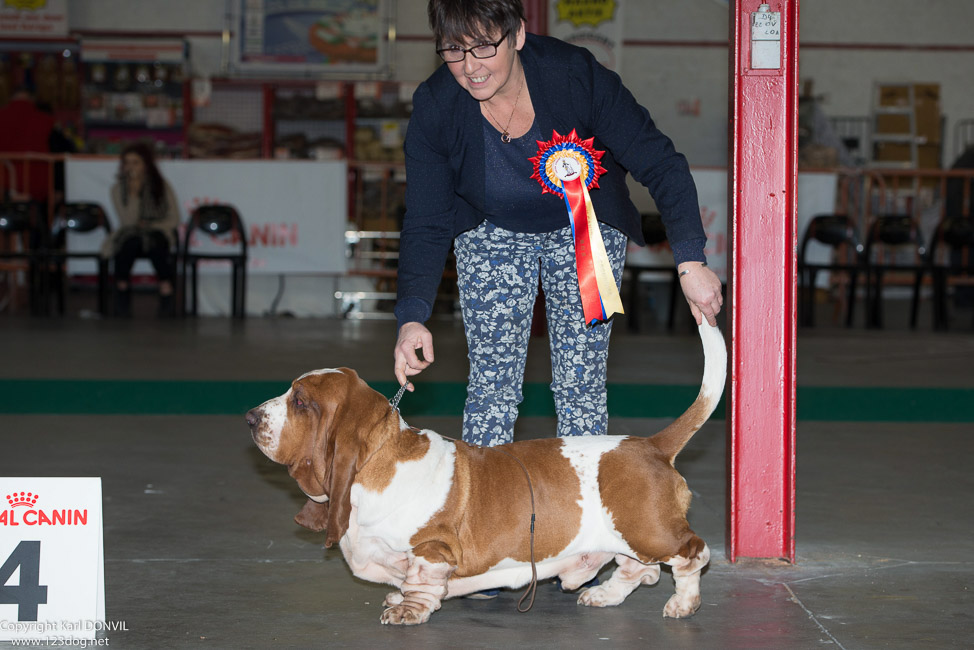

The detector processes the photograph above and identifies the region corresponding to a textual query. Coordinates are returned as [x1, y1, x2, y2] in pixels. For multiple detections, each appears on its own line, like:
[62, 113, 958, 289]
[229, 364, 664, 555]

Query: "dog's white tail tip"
[697, 322, 727, 401]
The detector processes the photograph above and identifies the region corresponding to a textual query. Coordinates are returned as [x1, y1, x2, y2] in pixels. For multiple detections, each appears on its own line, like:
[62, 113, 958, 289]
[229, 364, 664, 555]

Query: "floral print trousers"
[454, 219, 628, 446]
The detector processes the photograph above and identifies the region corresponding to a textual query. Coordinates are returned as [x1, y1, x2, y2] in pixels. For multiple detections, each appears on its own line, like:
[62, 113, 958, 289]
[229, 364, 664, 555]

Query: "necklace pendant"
[500, 132, 512, 144]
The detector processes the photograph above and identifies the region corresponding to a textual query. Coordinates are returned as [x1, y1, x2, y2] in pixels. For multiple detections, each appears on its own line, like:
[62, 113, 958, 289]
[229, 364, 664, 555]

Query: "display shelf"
[81, 54, 189, 157]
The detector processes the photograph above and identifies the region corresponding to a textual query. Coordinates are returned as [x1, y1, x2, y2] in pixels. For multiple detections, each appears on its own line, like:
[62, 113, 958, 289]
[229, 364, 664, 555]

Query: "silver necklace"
[483, 68, 524, 144]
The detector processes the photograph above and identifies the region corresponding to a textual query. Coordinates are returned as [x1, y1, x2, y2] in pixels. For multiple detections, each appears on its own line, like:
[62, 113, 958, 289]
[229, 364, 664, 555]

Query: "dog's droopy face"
[246, 368, 351, 502]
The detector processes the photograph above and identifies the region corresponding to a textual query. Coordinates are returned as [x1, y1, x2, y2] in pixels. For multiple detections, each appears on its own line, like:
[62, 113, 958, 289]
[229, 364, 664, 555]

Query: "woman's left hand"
[678, 262, 723, 327]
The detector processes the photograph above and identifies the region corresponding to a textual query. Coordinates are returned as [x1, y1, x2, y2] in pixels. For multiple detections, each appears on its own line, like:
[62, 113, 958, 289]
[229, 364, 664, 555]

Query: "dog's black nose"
[246, 408, 262, 428]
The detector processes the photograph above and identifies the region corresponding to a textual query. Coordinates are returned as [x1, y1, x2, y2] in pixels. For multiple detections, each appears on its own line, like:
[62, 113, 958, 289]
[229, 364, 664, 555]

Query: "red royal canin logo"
[0, 491, 88, 526]
[7, 491, 39, 508]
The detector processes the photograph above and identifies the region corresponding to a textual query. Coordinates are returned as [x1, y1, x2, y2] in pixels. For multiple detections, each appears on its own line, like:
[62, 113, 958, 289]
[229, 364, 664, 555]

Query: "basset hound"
[247, 323, 726, 626]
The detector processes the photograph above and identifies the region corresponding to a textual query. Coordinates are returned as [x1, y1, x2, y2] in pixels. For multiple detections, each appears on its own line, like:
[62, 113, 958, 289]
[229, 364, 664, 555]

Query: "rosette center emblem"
[529, 129, 622, 325]
[529, 129, 606, 196]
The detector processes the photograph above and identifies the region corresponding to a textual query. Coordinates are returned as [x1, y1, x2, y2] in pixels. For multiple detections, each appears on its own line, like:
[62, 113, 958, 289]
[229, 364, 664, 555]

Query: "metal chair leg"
[909, 268, 923, 330]
[846, 270, 859, 328]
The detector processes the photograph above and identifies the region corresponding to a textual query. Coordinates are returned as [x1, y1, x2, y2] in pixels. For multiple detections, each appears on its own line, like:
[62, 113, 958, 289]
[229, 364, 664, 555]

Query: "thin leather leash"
[389, 385, 539, 613]
[495, 447, 538, 613]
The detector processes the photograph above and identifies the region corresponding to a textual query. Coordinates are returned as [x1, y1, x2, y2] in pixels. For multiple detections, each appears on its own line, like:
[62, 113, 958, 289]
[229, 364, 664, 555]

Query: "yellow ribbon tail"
[582, 184, 624, 319]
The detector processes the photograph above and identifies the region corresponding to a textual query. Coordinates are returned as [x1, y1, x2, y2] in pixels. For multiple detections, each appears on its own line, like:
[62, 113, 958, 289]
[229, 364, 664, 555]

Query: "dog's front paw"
[663, 593, 701, 618]
[380, 602, 432, 625]
[577, 584, 625, 608]
[383, 591, 404, 607]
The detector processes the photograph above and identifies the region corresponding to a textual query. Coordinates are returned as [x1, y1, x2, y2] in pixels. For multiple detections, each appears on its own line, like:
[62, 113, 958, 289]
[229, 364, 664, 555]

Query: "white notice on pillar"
[751, 5, 782, 69]
[0, 478, 105, 642]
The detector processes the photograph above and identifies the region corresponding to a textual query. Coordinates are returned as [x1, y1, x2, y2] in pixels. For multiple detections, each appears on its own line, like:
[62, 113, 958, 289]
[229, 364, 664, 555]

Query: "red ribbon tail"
[563, 178, 603, 324]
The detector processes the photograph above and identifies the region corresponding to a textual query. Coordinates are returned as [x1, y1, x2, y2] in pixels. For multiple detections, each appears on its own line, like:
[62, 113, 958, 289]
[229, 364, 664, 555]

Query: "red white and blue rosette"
[529, 129, 624, 325]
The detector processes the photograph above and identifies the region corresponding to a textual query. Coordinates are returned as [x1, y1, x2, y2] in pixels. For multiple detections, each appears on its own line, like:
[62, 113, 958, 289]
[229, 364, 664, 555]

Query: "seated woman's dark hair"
[117, 141, 166, 206]
[428, 0, 525, 47]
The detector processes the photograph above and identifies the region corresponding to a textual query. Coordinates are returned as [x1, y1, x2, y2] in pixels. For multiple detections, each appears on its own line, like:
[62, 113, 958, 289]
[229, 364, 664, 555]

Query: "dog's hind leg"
[577, 554, 661, 607]
[557, 552, 614, 591]
[662, 539, 710, 618]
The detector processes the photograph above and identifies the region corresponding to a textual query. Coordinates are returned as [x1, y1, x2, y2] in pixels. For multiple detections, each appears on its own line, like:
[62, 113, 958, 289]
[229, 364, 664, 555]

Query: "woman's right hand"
[394, 322, 435, 390]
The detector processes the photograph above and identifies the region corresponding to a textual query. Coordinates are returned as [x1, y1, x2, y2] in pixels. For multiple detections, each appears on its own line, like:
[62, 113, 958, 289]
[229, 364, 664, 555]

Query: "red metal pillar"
[727, 0, 799, 563]
[523, 0, 548, 36]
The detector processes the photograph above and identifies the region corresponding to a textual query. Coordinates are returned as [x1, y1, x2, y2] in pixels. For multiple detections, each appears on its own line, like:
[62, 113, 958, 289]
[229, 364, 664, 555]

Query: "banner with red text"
[65, 158, 348, 275]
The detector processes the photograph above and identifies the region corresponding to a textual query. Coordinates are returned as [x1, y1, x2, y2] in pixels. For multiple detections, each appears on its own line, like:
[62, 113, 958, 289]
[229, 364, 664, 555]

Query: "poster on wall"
[0, 0, 67, 38]
[548, 0, 623, 72]
[232, 0, 389, 75]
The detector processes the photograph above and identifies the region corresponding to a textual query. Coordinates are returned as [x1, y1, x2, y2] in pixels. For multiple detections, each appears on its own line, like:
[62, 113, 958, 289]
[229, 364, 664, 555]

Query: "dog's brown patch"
[356, 425, 432, 493]
[410, 438, 582, 577]
[598, 437, 697, 562]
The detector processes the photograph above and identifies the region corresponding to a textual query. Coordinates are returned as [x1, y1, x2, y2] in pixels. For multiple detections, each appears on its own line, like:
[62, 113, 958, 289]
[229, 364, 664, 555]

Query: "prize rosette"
[530, 129, 624, 325]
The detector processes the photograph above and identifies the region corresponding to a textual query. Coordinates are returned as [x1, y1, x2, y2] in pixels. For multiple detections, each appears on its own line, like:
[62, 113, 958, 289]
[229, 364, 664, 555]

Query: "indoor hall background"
[62, 0, 974, 170]
[0, 307, 971, 648]
[1, 1, 973, 647]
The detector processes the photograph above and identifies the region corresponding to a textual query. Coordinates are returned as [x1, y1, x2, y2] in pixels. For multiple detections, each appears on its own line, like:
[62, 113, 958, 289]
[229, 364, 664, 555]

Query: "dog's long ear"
[322, 436, 356, 549]
[295, 368, 393, 548]
[288, 414, 352, 546]
[320, 368, 392, 548]
[316, 373, 359, 549]
[294, 498, 329, 532]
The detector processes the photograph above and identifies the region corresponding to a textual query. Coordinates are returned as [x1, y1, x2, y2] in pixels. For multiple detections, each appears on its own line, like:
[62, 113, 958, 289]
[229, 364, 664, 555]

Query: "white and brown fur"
[247, 323, 726, 625]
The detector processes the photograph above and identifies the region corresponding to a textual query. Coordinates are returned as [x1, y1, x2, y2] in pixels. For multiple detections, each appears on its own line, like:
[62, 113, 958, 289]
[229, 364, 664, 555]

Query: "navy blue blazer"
[396, 33, 706, 326]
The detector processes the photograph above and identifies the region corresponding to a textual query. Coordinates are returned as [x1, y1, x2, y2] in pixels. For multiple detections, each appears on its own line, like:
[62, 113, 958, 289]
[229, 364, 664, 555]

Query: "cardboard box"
[917, 144, 941, 169]
[878, 85, 911, 107]
[914, 102, 941, 143]
[875, 113, 911, 135]
[876, 83, 941, 143]
[913, 83, 941, 104]
[873, 142, 913, 163]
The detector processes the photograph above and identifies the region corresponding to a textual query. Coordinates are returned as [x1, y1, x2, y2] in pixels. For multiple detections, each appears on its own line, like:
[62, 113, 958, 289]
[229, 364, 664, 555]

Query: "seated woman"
[102, 142, 180, 317]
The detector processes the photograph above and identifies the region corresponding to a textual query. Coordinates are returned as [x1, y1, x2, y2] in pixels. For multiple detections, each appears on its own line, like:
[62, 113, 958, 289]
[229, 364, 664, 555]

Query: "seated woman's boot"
[157, 293, 174, 318]
[114, 288, 132, 318]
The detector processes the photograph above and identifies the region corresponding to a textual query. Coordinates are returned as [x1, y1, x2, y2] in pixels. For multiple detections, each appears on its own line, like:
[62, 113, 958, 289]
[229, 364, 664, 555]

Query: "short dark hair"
[428, 0, 525, 47]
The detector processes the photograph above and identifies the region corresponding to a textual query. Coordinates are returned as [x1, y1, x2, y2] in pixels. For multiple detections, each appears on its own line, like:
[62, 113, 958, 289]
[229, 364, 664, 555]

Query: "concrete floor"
[1, 294, 973, 649]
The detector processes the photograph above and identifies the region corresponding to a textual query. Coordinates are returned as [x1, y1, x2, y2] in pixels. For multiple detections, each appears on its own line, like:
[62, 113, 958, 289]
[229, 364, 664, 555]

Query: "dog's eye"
[295, 397, 305, 408]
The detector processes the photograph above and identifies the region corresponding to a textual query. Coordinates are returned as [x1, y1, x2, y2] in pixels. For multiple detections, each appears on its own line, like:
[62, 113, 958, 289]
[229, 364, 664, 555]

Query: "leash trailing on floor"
[388, 380, 539, 611]
[496, 447, 538, 613]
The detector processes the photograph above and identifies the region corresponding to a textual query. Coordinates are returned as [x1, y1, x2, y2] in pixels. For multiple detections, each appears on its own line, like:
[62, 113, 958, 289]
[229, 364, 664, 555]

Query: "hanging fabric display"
[530, 129, 624, 325]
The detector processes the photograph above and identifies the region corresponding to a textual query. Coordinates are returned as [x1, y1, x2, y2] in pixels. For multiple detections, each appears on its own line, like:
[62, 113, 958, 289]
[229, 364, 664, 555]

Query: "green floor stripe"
[0, 379, 971, 422]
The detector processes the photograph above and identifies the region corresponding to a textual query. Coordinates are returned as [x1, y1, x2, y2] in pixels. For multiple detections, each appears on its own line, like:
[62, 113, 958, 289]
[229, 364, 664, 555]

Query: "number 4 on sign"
[0, 541, 49, 621]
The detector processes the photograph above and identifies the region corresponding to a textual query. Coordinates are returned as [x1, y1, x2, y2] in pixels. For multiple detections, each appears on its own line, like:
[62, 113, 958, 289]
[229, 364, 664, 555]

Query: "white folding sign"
[0, 478, 105, 643]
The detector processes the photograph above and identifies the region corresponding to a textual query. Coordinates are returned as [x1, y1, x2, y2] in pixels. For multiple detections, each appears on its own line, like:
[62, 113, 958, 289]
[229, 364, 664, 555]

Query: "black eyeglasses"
[436, 32, 508, 63]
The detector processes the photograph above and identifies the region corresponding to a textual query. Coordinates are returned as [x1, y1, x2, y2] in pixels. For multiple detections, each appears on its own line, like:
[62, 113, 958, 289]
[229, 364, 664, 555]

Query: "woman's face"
[122, 152, 146, 182]
[444, 21, 525, 103]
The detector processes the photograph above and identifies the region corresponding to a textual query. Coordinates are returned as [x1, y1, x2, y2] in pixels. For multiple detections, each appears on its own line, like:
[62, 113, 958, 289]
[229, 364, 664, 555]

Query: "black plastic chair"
[798, 214, 864, 327]
[864, 215, 926, 329]
[51, 202, 112, 316]
[624, 213, 680, 332]
[181, 204, 248, 319]
[0, 201, 49, 315]
[927, 216, 974, 330]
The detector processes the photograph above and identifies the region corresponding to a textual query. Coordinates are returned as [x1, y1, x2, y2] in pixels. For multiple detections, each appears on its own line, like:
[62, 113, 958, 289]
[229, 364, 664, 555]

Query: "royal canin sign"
[0, 492, 89, 527]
